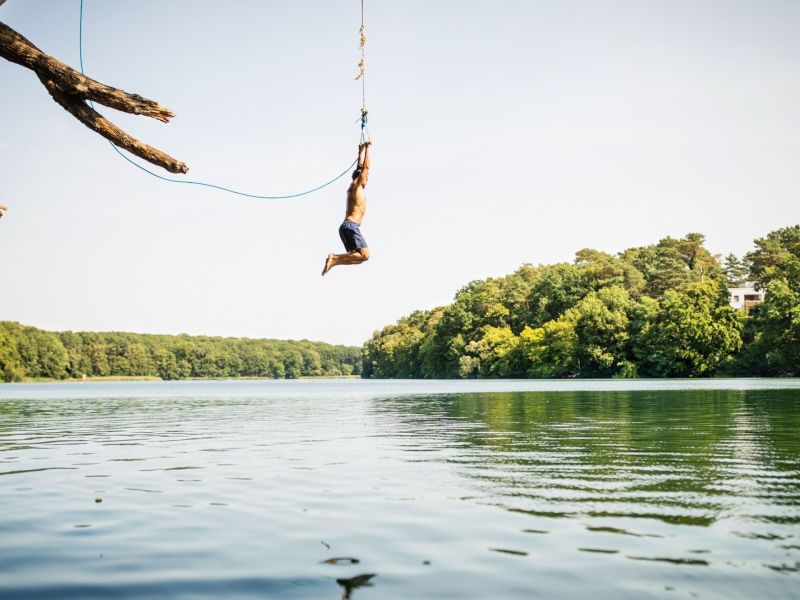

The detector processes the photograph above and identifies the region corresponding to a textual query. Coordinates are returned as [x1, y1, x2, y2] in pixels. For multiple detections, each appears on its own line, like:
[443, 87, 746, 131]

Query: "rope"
[357, 0, 369, 142]
[360, 0, 366, 107]
[78, 0, 361, 200]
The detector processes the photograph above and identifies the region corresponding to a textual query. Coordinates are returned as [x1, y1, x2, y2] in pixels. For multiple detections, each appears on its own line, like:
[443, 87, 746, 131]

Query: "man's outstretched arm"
[357, 141, 371, 187]
[357, 142, 366, 168]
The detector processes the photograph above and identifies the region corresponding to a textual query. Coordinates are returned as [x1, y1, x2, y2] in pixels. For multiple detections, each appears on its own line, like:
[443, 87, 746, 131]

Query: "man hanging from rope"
[322, 140, 372, 276]
[0, 204, 7, 220]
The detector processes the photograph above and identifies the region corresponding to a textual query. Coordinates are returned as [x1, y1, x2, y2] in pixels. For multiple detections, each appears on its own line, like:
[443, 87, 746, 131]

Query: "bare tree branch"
[0, 21, 187, 173]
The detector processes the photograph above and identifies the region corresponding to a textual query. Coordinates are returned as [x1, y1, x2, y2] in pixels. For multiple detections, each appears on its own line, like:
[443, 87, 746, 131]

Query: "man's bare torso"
[346, 182, 366, 225]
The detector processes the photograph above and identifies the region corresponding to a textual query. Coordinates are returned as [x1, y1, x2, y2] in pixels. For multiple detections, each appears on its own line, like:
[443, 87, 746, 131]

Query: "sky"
[1, 0, 799, 346]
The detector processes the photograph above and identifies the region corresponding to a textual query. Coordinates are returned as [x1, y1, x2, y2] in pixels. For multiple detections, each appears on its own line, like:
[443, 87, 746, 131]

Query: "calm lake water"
[1, 379, 799, 599]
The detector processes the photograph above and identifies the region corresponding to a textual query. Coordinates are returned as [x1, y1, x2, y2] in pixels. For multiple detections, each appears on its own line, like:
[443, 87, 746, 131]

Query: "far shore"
[4, 375, 362, 384]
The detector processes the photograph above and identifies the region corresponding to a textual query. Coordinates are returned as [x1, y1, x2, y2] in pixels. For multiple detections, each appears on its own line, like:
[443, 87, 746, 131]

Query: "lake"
[1, 379, 799, 599]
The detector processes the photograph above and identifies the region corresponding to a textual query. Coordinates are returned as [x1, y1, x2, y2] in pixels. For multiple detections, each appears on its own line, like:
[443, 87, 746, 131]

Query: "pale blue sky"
[1, 0, 799, 345]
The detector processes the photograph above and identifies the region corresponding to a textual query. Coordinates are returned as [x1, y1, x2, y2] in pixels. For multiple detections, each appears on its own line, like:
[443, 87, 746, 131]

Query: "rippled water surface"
[1, 379, 799, 599]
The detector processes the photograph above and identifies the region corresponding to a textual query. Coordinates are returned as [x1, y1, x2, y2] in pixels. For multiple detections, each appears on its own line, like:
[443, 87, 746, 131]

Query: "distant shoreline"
[3, 375, 796, 386]
[0, 322, 363, 382]
[3, 375, 362, 384]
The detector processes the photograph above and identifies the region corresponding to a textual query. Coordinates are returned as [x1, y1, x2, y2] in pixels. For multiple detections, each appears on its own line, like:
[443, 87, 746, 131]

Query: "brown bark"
[0, 20, 187, 173]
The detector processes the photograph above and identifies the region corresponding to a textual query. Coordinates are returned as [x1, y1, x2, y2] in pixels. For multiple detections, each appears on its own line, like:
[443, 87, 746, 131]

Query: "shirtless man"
[0, 204, 6, 219]
[321, 140, 371, 276]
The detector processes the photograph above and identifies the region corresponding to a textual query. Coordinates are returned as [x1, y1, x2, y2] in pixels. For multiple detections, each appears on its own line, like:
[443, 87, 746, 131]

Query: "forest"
[362, 226, 800, 379]
[0, 326, 362, 382]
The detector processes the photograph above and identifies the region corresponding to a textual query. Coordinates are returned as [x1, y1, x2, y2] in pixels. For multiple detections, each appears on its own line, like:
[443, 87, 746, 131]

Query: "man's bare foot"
[321, 254, 335, 276]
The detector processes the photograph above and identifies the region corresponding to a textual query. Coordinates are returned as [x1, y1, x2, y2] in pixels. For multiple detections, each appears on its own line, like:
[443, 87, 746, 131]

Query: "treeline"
[363, 226, 800, 379]
[0, 326, 362, 382]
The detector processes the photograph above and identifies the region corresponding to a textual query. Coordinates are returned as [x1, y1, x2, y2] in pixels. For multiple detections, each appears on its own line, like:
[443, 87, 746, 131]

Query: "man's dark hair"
[352, 168, 362, 180]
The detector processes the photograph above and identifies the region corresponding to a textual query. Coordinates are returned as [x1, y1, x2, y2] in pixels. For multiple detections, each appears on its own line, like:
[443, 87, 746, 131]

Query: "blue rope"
[79, 0, 359, 200]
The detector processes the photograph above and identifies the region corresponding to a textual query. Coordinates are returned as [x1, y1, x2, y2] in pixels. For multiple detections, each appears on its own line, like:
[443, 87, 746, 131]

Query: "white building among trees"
[729, 282, 765, 312]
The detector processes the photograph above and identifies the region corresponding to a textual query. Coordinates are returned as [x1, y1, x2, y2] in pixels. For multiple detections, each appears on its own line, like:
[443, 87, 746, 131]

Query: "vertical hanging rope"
[360, 0, 366, 107]
[357, 0, 369, 141]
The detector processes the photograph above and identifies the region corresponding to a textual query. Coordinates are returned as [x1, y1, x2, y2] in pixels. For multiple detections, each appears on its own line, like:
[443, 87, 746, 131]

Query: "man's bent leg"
[322, 248, 369, 275]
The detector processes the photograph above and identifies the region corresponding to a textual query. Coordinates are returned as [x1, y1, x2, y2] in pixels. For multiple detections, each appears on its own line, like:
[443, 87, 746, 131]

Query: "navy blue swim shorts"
[339, 220, 368, 252]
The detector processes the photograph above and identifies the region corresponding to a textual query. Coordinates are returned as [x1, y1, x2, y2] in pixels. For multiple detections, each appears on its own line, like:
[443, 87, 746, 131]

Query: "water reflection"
[376, 390, 800, 521]
[335, 573, 376, 599]
[372, 389, 800, 575]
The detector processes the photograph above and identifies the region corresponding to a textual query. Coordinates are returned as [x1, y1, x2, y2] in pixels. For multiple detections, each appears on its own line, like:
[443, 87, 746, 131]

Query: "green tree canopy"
[362, 229, 795, 379]
[0, 323, 361, 383]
